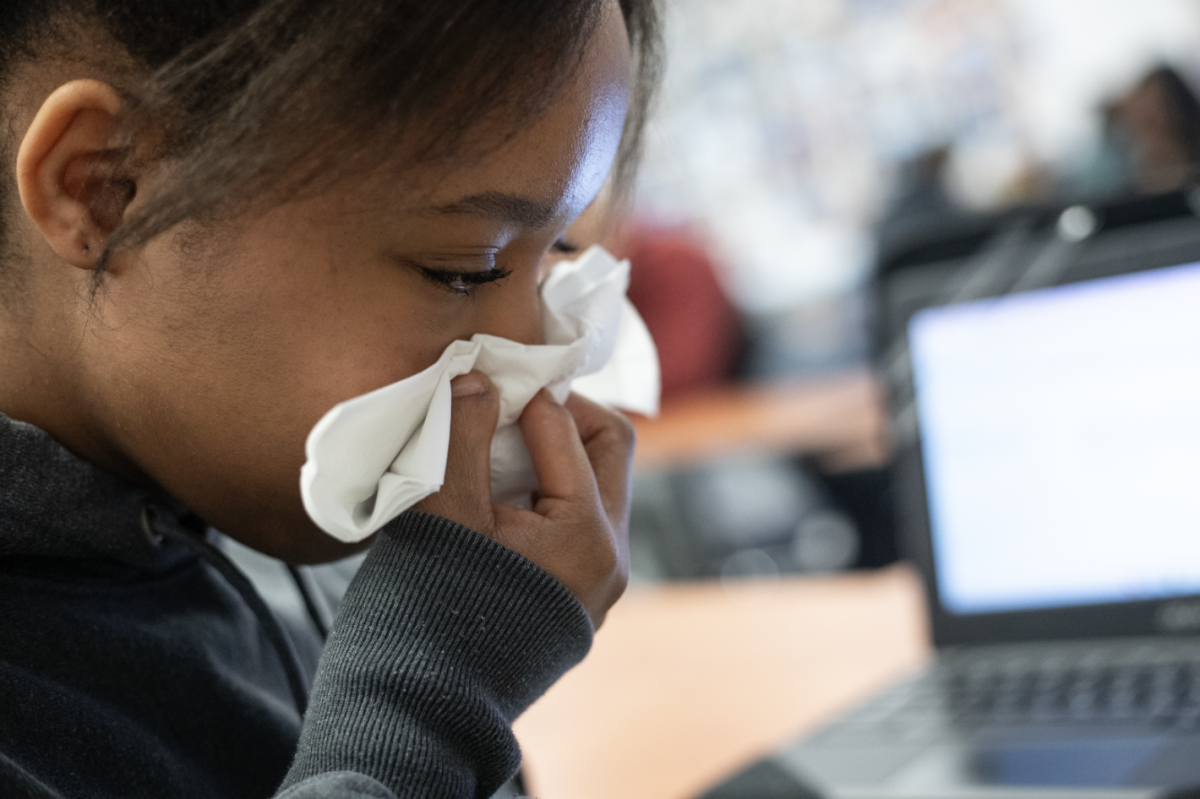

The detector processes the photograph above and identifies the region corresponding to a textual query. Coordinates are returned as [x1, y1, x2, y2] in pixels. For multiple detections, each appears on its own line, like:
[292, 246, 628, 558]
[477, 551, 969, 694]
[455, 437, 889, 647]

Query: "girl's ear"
[16, 80, 134, 270]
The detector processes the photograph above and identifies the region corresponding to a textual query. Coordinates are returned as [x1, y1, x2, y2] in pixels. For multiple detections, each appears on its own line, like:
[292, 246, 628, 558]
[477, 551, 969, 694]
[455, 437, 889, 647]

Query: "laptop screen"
[909, 260, 1200, 616]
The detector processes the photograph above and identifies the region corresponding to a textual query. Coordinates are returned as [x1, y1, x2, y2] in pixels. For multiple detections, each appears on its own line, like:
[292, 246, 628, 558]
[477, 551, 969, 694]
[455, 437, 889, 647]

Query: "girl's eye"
[416, 266, 513, 297]
[551, 238, 581, 255]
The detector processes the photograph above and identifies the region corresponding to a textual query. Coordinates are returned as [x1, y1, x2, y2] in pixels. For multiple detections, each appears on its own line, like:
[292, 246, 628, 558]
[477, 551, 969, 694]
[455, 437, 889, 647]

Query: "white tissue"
[300, 245, 660, 543]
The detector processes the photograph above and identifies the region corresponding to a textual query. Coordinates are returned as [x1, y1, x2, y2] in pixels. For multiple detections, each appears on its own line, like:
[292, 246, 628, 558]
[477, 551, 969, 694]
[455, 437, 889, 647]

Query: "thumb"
[414, 371, 498, 532]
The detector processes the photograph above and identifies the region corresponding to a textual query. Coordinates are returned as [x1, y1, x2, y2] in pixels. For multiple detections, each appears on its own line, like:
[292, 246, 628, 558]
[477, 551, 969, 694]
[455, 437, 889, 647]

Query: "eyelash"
[552, 238, 581, 255]
[413, 237, 576, 297]
[416, 265, 513, 297]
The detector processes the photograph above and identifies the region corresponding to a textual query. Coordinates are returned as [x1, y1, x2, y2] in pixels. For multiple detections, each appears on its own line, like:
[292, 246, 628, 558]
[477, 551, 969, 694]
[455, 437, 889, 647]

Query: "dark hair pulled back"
[0, 0, 660, 270]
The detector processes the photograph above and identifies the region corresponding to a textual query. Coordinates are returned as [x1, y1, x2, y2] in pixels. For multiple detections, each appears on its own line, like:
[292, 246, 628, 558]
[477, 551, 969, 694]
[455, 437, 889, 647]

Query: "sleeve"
[275, 510, 594, 799]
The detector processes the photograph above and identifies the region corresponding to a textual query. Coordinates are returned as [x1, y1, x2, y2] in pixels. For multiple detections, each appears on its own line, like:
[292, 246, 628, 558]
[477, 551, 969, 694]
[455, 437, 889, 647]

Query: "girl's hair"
[0, 0, 660, 270]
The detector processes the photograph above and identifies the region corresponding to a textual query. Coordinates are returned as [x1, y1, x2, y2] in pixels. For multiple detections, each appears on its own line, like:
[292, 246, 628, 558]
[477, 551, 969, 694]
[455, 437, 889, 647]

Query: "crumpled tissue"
[300, 245, 660, 543]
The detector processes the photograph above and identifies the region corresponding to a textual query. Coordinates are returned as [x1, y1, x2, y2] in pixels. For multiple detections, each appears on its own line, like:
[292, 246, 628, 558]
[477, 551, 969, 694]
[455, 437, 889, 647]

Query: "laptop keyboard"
[943, 659, 1200, 726]
[811, 639, 1200, 746]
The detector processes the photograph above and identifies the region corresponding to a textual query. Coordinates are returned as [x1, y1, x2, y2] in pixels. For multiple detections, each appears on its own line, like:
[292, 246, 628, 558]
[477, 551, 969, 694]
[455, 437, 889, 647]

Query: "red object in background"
[620, 226, 744, 399]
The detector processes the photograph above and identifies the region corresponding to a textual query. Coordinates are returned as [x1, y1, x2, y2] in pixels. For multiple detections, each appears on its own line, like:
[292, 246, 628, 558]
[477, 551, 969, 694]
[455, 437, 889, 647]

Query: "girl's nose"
[476, 277, 545, 346]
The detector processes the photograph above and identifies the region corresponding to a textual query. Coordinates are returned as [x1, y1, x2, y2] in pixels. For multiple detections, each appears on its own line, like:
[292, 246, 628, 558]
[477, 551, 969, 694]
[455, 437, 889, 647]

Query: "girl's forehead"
[349, 8, 630, 228]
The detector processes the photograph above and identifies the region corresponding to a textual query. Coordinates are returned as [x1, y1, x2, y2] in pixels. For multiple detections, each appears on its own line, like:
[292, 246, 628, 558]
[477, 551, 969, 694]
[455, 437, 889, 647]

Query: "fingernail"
[451, 372, 489, 398]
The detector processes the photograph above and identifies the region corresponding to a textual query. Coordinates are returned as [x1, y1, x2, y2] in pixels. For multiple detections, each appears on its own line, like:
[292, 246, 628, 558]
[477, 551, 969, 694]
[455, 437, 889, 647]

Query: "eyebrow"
[427, 191, 559, 228]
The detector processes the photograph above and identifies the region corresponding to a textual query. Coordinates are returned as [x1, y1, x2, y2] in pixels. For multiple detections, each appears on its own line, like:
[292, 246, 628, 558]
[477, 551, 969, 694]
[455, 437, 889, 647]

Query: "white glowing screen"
[910, 261, 1200, 615]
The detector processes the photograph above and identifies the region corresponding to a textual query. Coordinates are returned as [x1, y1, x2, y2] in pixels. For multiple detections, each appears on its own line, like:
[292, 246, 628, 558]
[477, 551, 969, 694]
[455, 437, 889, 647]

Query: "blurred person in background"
[1068, 64, 1200, 197]
[875, 145, 968, 256]
[622, 226, 744, 399]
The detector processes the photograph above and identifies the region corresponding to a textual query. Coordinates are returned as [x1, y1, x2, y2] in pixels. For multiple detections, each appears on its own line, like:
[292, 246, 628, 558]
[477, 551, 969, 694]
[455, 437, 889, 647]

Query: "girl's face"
[82, 2, 632, 562]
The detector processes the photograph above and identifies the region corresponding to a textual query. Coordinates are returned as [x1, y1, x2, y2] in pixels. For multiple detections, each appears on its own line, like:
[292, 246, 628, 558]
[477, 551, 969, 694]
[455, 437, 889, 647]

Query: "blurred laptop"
[704, 191, 1200, 799]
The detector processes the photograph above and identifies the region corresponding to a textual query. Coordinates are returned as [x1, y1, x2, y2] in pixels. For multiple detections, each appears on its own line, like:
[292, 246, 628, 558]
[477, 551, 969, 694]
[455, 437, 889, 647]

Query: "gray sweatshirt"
[0, 412, 593, 798]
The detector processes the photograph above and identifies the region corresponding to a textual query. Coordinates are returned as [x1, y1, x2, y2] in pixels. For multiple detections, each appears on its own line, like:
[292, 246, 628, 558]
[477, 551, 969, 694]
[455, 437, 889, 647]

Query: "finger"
[489, 503, 553, 562]
[414, 371, 498, 532]
[563, 393, 636, 525]
[491, 500, 626, 630]
[518, 390, 598, 504]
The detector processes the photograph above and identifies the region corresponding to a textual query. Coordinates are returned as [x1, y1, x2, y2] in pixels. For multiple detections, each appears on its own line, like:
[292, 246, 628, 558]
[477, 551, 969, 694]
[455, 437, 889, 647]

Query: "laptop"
[704, 191, 1200, 799]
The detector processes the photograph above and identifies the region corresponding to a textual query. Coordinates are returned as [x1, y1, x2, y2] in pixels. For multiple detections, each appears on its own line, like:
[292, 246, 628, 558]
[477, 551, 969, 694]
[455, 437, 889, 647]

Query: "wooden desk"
[631, 370, 888, 472]
[514, 566, 931, 799]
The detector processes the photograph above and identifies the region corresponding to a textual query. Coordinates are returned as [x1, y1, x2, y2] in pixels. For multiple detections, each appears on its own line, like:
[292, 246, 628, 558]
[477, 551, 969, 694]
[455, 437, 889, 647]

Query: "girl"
[0, 1, 659, 797]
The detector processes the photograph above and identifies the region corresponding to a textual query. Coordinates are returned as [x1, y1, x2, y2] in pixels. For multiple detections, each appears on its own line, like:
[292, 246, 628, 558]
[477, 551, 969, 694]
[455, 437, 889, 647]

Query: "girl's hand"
[415, 371, 634, 629]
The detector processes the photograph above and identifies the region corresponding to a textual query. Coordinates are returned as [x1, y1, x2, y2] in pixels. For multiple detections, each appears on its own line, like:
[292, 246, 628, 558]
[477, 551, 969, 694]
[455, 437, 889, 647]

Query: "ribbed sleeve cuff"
[279, 511, 593, 799]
